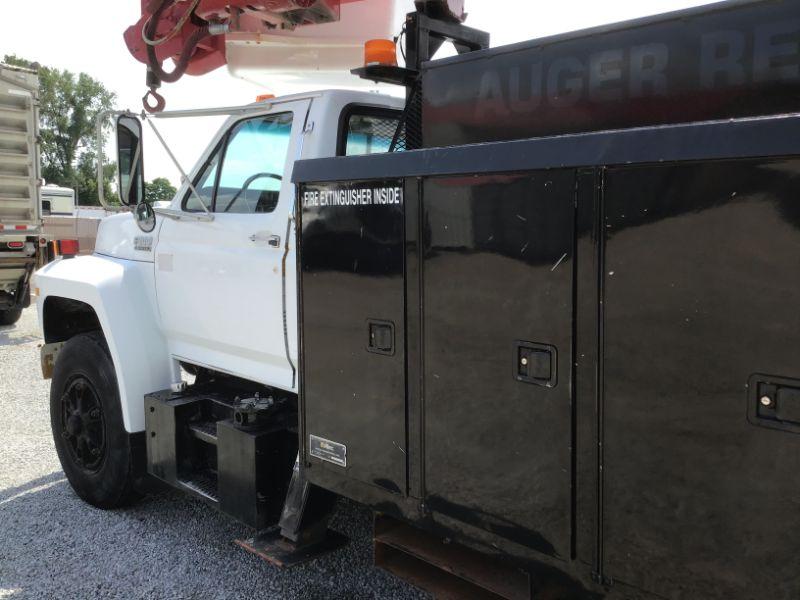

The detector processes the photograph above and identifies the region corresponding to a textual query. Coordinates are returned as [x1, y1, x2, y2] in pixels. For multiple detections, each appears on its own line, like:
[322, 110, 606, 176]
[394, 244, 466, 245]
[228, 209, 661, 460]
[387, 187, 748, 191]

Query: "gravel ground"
[0, 307, 426, 600]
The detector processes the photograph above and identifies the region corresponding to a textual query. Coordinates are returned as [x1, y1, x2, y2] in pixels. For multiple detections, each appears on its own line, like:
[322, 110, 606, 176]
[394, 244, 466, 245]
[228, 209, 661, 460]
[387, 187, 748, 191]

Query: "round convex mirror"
[135, 202, 156, 233]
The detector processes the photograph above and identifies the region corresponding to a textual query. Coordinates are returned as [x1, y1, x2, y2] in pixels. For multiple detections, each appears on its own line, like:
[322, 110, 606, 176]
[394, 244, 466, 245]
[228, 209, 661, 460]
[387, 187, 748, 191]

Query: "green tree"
[75, 151, 119, 206]
[145, 177, 177, 204]
[3, 55, 116, 206]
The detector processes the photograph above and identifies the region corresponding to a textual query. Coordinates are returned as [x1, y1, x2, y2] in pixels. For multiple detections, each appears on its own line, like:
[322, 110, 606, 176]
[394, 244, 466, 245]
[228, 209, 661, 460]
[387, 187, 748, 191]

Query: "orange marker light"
[256, 94, 275, 102]
[364, 39, 397, 67]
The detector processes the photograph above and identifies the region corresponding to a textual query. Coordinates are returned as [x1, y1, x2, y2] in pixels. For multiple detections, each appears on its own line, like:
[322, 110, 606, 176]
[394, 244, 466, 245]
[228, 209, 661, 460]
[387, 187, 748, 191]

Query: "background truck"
[32, 0, 800, 599]
[0, 63, 42, 325]
[41, 183, 114, 256]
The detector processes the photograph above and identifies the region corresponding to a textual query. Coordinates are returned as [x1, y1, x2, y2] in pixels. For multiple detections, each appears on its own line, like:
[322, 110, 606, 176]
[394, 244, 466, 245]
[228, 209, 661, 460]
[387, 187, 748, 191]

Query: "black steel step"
[177, 470, 219, 504]
[374, 515, 531, 600]
[188, 420, 218, 445]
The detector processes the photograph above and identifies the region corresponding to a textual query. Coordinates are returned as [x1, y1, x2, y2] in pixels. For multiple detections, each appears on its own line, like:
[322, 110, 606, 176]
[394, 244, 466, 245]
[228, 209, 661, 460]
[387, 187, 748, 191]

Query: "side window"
[214, 113, 293, 214]
[342, 109, 402, 156]
[183, 143, 222, 212]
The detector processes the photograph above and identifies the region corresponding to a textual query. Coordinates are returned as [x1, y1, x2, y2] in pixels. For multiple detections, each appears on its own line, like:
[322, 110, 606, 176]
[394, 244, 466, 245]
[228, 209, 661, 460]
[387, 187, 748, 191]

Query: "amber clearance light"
[364, 39, 397, 67]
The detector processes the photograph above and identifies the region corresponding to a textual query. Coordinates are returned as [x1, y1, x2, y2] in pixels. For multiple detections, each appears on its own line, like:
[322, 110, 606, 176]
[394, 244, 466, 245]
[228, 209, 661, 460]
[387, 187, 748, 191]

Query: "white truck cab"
[35, 89, 403, 444]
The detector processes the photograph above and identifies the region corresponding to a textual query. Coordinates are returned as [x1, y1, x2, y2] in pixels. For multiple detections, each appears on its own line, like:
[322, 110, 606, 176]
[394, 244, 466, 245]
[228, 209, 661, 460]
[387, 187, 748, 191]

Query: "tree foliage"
[3, 55, 118, 205]
[76, 151, 118, 206]
[145, 177, 177, 204]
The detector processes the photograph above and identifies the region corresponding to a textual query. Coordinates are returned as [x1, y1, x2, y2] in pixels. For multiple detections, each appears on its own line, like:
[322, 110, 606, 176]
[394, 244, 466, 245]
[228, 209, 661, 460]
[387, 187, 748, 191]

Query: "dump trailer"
[34, 0, 800, 598]
[0, 63, 41, 325]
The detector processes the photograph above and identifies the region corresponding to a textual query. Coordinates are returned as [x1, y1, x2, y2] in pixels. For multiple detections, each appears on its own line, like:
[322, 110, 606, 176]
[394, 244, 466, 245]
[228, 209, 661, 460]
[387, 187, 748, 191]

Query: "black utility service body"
[294, 0, 800, 597]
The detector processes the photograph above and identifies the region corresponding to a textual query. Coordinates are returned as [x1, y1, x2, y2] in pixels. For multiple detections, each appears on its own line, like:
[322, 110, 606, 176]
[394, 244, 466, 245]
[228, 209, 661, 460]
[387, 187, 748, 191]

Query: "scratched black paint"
[422, 0, 800, 147]
[602, 159, 800, 598]
[422, 172, 575, 561]
[299, 179, 407, 495]
[295, 2, 800, 596]
[297, 152, 800, 598]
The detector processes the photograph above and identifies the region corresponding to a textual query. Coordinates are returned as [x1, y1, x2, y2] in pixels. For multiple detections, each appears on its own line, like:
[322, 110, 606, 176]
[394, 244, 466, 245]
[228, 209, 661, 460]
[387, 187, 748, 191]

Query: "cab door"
[154, 101, 309, 390]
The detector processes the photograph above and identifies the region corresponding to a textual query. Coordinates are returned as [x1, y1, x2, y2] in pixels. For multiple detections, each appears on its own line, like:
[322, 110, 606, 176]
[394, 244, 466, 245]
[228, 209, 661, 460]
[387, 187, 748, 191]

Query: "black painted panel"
[293, 114, 800, 185]
[299, 179, 407, 495]
[422, 0, 800, 147]
[575, 169, 601, 570]
[603, 159, 800, 598]
[422, 171, 575, 560]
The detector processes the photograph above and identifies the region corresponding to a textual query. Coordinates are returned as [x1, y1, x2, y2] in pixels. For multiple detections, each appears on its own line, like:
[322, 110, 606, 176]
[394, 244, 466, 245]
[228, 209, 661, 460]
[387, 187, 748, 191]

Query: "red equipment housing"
[125, 0, 363, 78]
[124, 0, 466, 111]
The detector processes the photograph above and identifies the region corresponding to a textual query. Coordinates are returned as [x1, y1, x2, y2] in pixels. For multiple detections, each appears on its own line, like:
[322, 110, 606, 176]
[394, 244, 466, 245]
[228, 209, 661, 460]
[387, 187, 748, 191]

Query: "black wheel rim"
[60, 377, 106, 472]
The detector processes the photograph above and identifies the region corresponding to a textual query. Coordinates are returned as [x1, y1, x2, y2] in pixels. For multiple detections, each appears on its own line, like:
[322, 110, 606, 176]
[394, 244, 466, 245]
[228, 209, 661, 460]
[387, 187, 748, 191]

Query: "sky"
[0, 0, 718, 189]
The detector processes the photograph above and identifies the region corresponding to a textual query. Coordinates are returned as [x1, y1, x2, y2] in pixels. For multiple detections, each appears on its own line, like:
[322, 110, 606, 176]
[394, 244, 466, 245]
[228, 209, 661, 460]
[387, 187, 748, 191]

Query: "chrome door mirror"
[135, 201, 156, 233]
[116, 114, 145, 207]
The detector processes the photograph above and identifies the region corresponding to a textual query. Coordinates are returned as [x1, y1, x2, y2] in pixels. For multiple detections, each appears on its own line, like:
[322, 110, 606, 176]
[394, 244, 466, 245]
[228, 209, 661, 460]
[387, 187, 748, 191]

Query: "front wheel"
[0, 307, 22, 325]
[50, 331, 141, 508]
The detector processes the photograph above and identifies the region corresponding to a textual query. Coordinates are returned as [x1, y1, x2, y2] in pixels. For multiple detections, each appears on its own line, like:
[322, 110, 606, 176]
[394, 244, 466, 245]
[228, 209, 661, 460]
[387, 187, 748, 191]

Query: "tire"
[0, 308, 22, 325]
[50, 331, 141, 508]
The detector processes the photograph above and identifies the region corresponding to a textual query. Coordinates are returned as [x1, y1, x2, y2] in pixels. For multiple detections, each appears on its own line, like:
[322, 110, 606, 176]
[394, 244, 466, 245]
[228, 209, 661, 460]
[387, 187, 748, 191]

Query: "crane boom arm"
[124, 0, 465, 111]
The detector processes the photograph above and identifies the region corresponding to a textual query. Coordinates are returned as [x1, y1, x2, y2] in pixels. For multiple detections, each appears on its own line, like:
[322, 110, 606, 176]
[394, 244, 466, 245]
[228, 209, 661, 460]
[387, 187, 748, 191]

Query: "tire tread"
[50, 330, 142, 509]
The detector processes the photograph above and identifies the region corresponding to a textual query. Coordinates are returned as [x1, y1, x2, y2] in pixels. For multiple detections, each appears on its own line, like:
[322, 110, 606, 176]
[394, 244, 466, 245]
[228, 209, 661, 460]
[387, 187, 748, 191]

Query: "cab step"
[145, 385, 298, 530]
[374, 515, 532, 600]
[178, 470, 219, 504]
[188, 420, 218, 445]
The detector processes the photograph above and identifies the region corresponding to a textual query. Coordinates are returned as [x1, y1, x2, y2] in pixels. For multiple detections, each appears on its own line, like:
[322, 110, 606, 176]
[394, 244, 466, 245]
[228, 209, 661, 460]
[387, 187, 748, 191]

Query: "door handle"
[249, 232, 281, 248]
[514, 341, 557, 387]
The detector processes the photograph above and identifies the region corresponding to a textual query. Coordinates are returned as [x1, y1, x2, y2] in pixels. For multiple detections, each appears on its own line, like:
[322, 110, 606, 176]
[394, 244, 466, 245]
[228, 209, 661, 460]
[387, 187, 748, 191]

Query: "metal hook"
[142, 88, 166, 113]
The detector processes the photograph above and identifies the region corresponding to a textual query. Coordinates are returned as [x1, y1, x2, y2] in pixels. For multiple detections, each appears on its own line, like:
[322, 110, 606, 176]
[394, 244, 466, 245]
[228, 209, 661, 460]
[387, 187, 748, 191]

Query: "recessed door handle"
[514, 341, 557, 387]
[249, 232, 281, 247]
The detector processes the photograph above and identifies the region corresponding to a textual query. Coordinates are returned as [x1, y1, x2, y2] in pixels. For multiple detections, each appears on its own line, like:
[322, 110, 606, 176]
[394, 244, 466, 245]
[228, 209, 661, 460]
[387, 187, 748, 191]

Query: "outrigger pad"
[235, 528, 348, 568]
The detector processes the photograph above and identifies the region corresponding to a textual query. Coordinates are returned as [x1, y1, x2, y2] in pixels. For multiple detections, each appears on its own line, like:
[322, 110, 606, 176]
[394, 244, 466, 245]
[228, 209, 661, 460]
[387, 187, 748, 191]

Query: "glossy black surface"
[602, 159, 800, 598]
[422, 0, 800, 147]
[293, 113, 800, 184]
[421, 173, 575, 560]
[299, 180, 407, 496]
[295, 116, 800, 597]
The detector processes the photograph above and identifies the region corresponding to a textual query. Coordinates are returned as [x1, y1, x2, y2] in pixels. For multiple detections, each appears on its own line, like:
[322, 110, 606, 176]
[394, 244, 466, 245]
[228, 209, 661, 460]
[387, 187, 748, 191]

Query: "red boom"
[125, 1, 366, 77]
[125, 0, 369, 110]
[124, 0, 465, 111]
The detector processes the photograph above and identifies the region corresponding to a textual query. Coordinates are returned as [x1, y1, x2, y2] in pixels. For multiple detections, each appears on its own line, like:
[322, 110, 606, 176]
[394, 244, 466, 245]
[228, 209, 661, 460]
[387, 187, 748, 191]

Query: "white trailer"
[41, 184, 114, 256]
[40, 183, 75, 216]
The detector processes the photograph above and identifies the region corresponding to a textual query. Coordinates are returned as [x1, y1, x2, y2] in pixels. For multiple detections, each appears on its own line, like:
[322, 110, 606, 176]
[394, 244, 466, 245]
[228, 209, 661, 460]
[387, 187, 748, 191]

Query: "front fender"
[35, 255, 173, 433]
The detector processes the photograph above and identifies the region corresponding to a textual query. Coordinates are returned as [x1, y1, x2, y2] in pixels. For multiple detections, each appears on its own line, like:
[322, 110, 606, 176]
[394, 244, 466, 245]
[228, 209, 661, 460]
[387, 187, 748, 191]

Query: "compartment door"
[300, 179, 407, 496]
[602, 159, 800, 598]
[422, 171, 576, 559]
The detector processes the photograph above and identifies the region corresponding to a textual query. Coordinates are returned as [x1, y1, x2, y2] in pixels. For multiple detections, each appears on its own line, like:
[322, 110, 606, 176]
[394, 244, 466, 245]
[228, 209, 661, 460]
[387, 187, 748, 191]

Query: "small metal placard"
[309, 435, 347, 468]
[134, 235, 153, 252]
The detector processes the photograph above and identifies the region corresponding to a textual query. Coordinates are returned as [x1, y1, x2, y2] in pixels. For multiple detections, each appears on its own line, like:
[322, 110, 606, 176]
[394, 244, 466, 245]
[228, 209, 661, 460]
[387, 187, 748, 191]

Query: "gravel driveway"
[0, 307, 425, 600]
